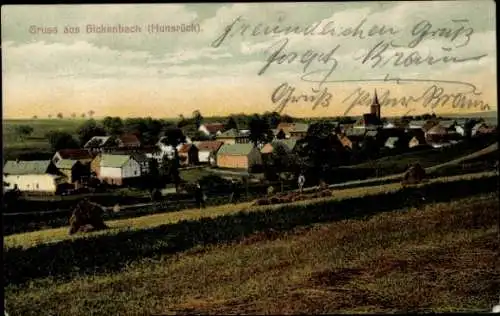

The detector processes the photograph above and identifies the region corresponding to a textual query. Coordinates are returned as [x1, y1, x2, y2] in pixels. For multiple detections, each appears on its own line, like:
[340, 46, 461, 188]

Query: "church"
[353, 89, 383, 130]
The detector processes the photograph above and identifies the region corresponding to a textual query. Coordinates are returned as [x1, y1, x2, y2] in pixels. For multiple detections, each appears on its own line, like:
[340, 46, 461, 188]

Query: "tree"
[262, 111, 282, 129]
[225, 116, 238, 131]
[57, 113, 64, 119]
[248, 114, 273, 146]
[192, 110, 203, 129]
[15, 125, 34, 139]
[32, 115, 38, 119]
[77, 119, 107, 145]
[71, 113, 76, 118]
[102, 116, 124, 136]
[276, 129, 286, 140]
[88, 110, 95, 118]
[46, 131, 79, 151]
[81, 113, 86, 118]
[296, 122, 349, 183]
[48, 114, 53, 119]
[159, 128, 186, 190]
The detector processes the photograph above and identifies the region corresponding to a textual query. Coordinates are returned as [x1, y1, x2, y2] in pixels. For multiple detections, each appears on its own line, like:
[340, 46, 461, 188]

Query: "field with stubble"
[5, 190, 499, 315]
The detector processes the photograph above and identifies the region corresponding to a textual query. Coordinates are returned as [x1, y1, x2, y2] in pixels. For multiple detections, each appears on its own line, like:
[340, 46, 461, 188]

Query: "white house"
[3, 160, 65, 194]
[194, 140, 224, 164]
[98, 154, 142, 186]
[198, 123, 225, 137]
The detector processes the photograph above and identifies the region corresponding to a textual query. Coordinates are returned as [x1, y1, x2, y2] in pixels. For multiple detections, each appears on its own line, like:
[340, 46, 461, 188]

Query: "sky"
[1, 1, 497, 119]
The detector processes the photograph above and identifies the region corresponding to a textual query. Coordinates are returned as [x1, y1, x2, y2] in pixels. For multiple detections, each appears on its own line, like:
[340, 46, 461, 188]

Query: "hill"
[5, 191, 499, 315]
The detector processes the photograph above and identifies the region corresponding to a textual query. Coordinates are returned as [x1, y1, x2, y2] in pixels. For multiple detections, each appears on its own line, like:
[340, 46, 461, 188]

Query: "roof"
[262, 139, 297, 153]
[196, 140, 224, 152]
[178, 143, 197, 153]
[4, 160, 52, 175]
[56, 149, 92, 160]
[201, 123, 225, 134]
[217, 143, 256, 156]
[365, 130, 378, 138]
[84, 136, 112, 148]
[218, 128, 241, 138]
[427, 125, 448, 135]
[119, 133, 141, 145]
[100, 154, 132, 168]
[345, 128, 366, 137]
[290, 123, 309, 133]
[439, 120, 456, 128]
[385, 137, 399, 146]
[55, 159, 78, 169]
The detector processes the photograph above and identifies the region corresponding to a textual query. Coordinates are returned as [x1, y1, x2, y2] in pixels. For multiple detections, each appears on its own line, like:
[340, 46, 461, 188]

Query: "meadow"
[5, 191, 498, 315]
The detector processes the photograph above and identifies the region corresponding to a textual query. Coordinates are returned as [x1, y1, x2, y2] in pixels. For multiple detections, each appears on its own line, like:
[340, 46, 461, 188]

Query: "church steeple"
[370, 89, 381, 119]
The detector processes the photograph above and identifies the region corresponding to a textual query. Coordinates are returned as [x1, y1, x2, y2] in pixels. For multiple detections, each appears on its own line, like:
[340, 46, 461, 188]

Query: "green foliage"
[225, 116, 238, 131]
[14, 125, 34, 138]
[46, 131, 79, 151]
[102, 116, 124, 135]
[77, 119, 107, 145]
[192, 110, 203, 129]
[248, 114, 273, 146]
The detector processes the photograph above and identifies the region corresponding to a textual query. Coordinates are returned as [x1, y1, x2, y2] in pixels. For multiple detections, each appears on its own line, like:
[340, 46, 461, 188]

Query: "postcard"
[2, 2, 498, 315]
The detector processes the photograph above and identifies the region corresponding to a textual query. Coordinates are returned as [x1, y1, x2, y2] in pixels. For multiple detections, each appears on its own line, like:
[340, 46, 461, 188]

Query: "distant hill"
[441, 111, 497, 118]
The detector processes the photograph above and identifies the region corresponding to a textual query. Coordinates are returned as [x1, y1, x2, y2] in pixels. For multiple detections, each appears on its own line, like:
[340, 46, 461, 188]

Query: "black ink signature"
[341, 82, 490, 116]
[211, 14, 400, 48]
[403, 19, 474, 49]
[355, 40, 487, 69]
[271, 82, 332, 113]
[270, 75, 490, 115]
[257, 38, 340, 87]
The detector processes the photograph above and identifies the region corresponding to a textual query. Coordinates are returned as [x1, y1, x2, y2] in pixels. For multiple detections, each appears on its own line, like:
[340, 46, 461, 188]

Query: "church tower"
[370, 89, 381, 119]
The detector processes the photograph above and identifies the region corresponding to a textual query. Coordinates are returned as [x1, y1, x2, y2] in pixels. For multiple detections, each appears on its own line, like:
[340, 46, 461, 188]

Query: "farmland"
[4, 190, 499, 314]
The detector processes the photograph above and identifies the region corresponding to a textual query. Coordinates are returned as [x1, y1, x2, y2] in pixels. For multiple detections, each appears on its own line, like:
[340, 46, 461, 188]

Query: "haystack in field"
[402, 163, 426, 186]
[69, 198, 108, 235]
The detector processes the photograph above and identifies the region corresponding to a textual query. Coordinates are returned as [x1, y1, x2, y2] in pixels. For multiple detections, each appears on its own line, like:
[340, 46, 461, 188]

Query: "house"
[337, 133, 363, 150]
[195, 140, 224, 165]
[353, 113, 383, 130]
[117, 133, 141, 148]
[471, 122, 495, 136]
[216, 128, 251, 144]
[84, 136, 117, 152]
[198, 123, 225, 137]
[52, 149, 94, 165]
[178, 143, 199, 166]
[408, 134, 427, 148]
[98, 154, 142, 186]
[426, 122, 460, 143]
[3, 160, 66, 194]
[156, 137, 177, 160]
[55, 159, 89, 188]
[260, 139, 298, 155]
[275, 122, 310, 139]
[289, 123, 309, 139]
[217, 143, 263, 170]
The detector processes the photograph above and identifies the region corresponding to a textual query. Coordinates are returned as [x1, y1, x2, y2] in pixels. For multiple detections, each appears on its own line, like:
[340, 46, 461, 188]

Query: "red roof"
[56, 149, 93, 160]
[202, 123, 225, 134]
[119, 133, 141, 146]
[178, 143, 195, 153]
[196, 140, 224, 152]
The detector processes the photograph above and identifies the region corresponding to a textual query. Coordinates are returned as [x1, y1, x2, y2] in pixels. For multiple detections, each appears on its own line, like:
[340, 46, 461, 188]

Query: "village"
[3, 91, 497, 203]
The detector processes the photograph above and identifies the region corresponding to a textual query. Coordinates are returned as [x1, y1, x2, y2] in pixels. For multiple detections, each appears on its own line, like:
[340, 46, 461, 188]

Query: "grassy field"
[5, 192, 499, 315]
[3, 119, 85, 160]
[4, 170, 495, 250]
